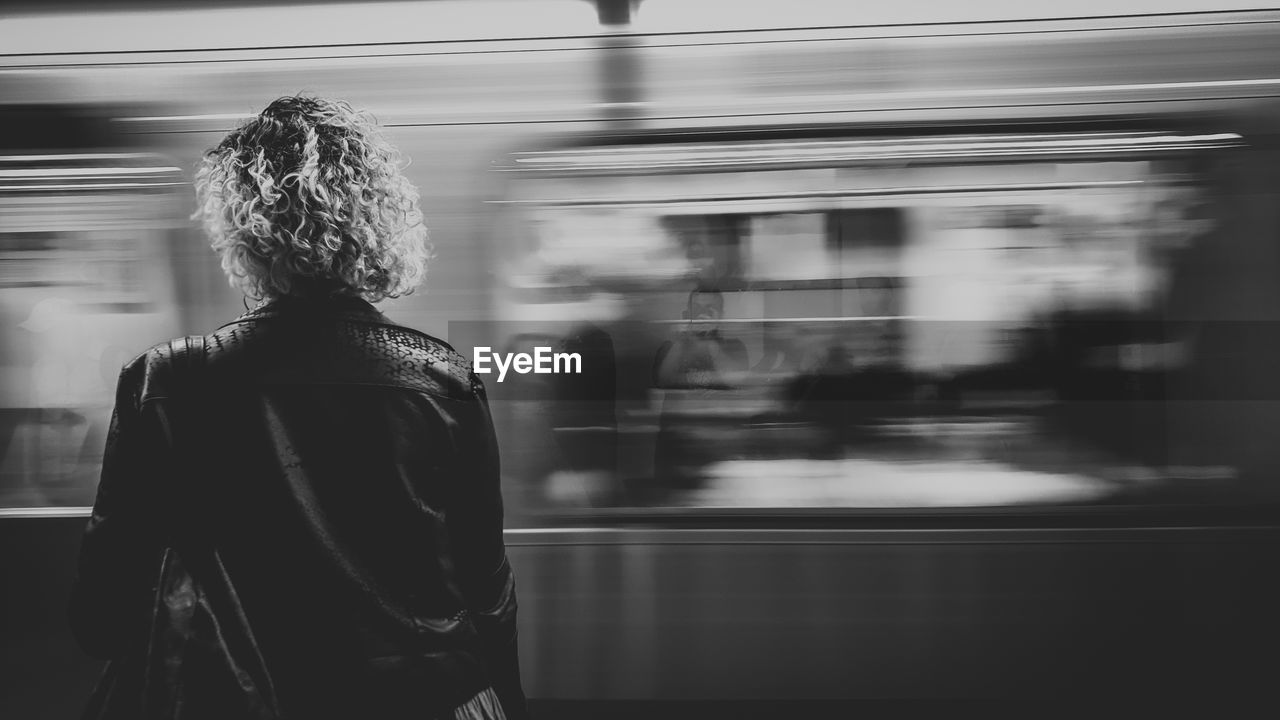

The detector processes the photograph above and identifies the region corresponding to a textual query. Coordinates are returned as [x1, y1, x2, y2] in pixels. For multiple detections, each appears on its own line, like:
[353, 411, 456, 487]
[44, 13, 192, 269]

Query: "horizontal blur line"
[0, 36, 604, 59]
[8, 17, 1280, 67]
[513, 137, 1242, 164]
[915, 78, 1280, 97]
[2, 10, 1276, 61]
[625, 9, 1280, 36]
[120, 110, 574, 124]
[117, 92, 1280, 134]
[652, 316, 919, 324]
[0, 167, 183, 177]
[503, 526, 1280, 545]
[509, 149, 1221, 170]
[507, 528, 620, 534]
[498, 181, 1145, 206]
[0, 153, 164, 162]
[393, 93, 1280, 126]
[520, 132, 1215, 154]
[128, 119, 603, 133]
[120, 114, 251, 124]
[0, 182, 186, 191]
[634, 18, 1280, 44]
[645, 82, 1280, 110]
[117, 81, 1280, 127]
[3, 510, 1273, 537]
[504, 526, 1272, 534]
[0, 507, 91, 518]
[0, 43, 602, 67]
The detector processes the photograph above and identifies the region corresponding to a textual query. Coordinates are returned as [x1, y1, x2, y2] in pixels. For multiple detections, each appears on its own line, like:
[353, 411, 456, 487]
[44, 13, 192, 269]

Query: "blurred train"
[4, 2, 1280, 717]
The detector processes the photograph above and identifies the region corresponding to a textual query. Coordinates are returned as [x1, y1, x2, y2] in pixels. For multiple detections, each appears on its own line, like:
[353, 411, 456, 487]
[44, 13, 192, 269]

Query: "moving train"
[4, 3, 1280, 716]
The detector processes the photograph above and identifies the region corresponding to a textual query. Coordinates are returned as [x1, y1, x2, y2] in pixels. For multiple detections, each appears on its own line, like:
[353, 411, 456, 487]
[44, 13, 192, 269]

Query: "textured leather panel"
[209, 318, 473, 398]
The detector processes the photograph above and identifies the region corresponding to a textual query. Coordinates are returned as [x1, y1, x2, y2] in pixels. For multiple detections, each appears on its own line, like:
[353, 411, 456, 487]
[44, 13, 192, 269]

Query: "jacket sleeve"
[68, 354, 167, 660]
[448, 373, 529, 720]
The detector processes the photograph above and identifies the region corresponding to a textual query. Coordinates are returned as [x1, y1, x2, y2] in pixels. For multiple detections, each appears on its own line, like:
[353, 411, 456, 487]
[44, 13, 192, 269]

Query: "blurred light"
[0, 154, 185, 192]
[692, 458, 1114, 507]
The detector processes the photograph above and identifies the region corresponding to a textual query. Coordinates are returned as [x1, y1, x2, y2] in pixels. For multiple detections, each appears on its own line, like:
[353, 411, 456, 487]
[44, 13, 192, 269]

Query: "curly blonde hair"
[193, 96, 430, 302]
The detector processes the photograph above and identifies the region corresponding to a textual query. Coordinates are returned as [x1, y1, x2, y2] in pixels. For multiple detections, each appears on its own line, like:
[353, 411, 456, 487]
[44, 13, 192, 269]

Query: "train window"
[746, 213, 826, 282]
[488, 129, 1267, 516]
[656, 208, 910, 288]
[662, 214, 746, 286]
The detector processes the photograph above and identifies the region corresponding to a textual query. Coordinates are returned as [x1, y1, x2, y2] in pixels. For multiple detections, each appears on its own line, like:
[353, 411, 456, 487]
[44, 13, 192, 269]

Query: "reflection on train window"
[496, 135, 1245, 512]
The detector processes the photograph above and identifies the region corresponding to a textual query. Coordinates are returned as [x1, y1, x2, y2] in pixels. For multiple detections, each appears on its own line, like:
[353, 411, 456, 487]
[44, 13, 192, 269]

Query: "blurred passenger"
[69, 96, 526, 720]
[653, 286, 748, 388]
[19, 297, 97, 491]
[789, 343, 859, 459]
[651, 286, 747, 491]
[549, 319, 619, 505]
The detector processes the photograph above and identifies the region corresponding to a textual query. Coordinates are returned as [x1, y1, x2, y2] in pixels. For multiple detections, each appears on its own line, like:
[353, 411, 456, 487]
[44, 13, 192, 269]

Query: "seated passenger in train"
[68, 95, 527, 720]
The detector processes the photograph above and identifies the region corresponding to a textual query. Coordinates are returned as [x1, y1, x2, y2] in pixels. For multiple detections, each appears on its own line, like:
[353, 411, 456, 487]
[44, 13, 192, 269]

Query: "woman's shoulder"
[113, 336, 207, 407]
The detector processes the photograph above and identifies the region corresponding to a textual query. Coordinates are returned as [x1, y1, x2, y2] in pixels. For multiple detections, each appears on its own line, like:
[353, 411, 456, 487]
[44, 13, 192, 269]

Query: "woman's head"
[193, 95, 430, 302]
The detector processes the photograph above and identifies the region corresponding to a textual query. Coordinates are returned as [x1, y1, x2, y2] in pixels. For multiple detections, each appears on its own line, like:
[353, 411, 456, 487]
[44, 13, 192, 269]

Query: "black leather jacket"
[69, 294, 527, 720]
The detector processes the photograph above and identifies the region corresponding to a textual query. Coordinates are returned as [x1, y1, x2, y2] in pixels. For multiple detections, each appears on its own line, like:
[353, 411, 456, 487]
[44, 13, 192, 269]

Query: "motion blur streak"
[3, 2, 1280, 719]
[0, 1, 601, 54]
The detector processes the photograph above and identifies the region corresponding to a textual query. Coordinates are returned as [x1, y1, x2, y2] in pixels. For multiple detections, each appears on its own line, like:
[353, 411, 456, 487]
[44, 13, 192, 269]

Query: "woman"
[69, 96, 527, 720]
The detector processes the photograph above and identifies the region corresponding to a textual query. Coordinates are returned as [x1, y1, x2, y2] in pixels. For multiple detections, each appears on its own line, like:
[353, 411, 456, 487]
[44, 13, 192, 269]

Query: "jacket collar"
[230, 293, 387, 325]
